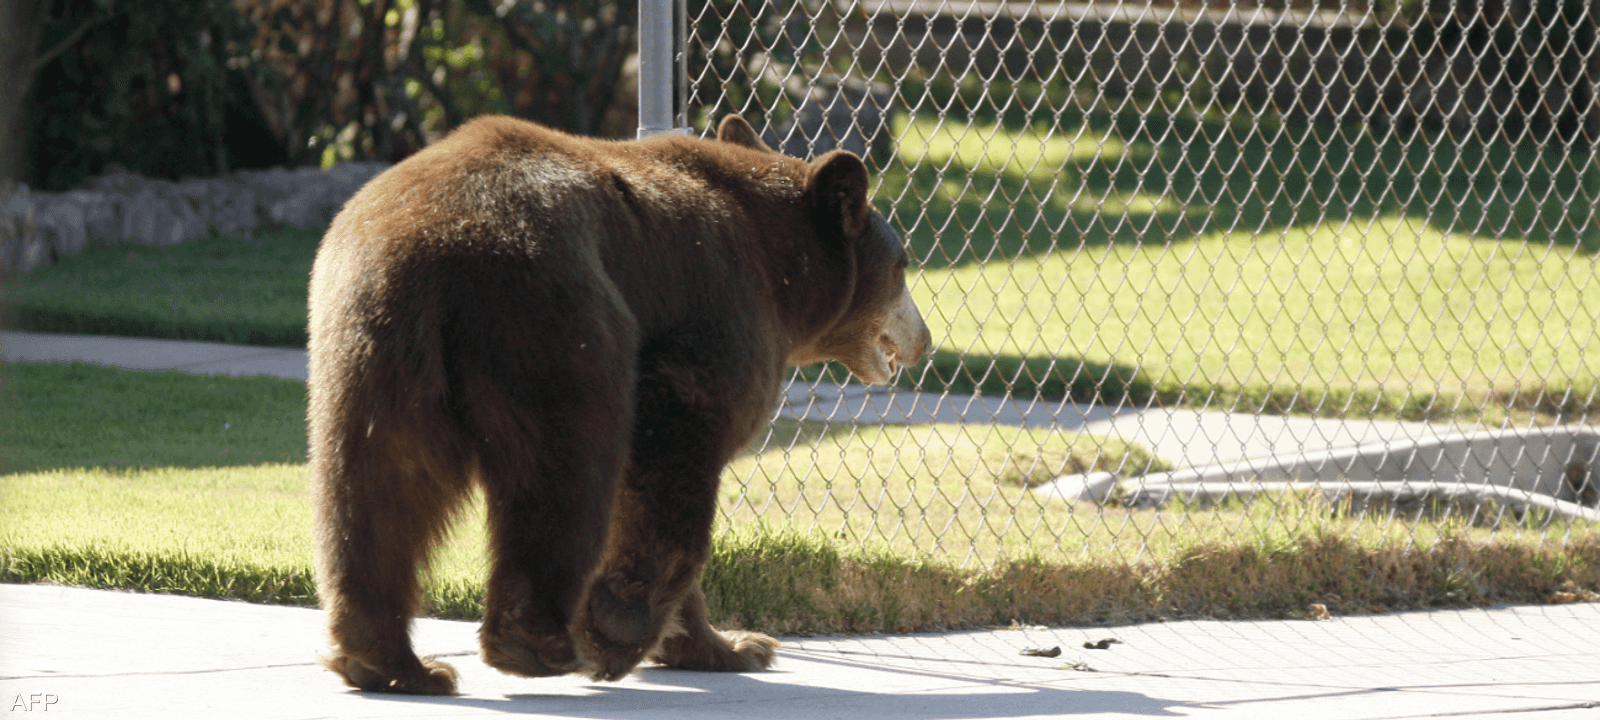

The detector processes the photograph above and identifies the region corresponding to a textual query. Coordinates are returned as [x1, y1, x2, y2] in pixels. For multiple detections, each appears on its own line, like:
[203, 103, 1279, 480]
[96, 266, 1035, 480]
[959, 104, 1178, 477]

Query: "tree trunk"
[0, 0, 48, 184]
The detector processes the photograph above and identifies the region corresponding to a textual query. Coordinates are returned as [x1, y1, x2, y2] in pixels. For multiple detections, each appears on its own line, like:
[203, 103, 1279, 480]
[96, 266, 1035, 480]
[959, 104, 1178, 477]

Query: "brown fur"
[308, 114, 926, 694]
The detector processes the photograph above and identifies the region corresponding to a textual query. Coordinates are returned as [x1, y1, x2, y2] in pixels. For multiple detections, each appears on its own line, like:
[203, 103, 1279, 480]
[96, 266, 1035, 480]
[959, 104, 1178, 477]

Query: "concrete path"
[5, 330, 1598, 717]
[1, 584, 1596, 719]
[783, 380, 1456, 471]
[1, 330, 309, 381]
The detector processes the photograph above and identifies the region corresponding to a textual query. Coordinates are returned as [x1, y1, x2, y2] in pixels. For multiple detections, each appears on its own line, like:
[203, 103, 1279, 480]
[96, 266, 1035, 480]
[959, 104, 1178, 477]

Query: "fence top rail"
[842, 0, 1387, 29]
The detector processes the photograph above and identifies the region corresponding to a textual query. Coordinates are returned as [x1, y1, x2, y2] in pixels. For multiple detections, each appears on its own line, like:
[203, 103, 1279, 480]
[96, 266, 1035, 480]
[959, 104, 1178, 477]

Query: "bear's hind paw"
[323, 653, 459, 695]
[649, 629, 779, 672]
[721, 630, 780, 671]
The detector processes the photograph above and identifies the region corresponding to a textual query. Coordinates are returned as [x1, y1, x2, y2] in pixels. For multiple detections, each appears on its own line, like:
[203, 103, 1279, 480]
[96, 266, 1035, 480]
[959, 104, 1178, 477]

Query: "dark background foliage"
[8, 0, 645, 191]
[1, 0, 1594, 192]
[27, 0, 267, 191]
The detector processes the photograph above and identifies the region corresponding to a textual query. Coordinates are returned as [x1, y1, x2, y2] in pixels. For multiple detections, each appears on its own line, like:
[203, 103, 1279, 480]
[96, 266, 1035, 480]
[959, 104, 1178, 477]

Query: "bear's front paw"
[323, 653, 459, 695]
[574, 578, 659, 681]
[577, 632, 653, 682]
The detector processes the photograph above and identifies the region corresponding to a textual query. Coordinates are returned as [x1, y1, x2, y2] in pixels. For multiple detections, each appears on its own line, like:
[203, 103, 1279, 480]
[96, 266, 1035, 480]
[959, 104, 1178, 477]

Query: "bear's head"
[716, 115, 933, 385]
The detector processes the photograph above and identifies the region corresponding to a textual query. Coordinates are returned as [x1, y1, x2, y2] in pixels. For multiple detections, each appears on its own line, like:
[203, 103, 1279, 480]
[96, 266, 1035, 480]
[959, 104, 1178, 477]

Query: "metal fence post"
[638, 0, 687, 137]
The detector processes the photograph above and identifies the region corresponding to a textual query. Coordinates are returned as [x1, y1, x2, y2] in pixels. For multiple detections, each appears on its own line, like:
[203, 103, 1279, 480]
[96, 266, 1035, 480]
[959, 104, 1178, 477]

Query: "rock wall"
[0, 162, 390, 275]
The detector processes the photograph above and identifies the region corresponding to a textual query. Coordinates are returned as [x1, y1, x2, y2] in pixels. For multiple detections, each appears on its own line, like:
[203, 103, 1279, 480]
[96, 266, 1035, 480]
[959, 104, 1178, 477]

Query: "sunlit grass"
[895, 114, 1128, 183]
[4, 366, 1597, 633]
[6, 459, 1596, 633]
[9, 111, 1598, 422]
[877, 114, 1600, 419]
[895, 114, 1183, 218]
[720, 420, 1170, 564]
[0, 464, 490, 615]
[719, 418, 1600, 568]
[6, 105, 1599, 634]
[2, 465, 314, 593]
[0, 362, 308, 474]
[907, 212, 1600, 416]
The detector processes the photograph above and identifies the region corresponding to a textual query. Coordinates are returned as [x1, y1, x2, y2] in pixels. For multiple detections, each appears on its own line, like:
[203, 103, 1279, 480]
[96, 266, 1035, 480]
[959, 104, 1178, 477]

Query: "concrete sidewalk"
[1, 584, 1596, 719]
[0, 330, 310, 382]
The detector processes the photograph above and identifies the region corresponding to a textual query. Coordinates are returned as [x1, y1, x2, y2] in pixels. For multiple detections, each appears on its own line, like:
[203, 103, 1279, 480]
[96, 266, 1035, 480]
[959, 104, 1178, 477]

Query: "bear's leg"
[315, 428, 466, 695]
[648, 584, 780, 672]
[576, 480, 710, 681]
[574, 371, 779, 680]
[472, 370, 636, 680]
[477, 469, 619, 679]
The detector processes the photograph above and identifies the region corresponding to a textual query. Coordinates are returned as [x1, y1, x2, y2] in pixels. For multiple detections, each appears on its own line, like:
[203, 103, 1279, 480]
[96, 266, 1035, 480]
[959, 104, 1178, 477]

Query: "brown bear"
[307, 113, 931, 694]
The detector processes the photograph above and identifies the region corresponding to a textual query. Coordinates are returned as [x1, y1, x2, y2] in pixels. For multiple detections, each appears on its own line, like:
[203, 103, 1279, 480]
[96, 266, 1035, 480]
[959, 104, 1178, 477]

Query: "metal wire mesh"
[680, 0, 1600, 567]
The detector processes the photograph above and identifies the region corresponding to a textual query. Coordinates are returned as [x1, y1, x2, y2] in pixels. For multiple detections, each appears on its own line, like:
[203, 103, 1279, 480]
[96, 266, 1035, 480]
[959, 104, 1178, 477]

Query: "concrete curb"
[1125, 426, 1600, 520]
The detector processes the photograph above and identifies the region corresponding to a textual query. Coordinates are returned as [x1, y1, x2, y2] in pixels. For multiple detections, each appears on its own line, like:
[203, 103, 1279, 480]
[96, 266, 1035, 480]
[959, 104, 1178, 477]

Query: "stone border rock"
[0, 161, 391, 275]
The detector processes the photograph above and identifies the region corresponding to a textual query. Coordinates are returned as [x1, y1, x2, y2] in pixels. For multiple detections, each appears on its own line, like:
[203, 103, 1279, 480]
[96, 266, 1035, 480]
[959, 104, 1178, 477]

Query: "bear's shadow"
[357, 657, 1206, 717]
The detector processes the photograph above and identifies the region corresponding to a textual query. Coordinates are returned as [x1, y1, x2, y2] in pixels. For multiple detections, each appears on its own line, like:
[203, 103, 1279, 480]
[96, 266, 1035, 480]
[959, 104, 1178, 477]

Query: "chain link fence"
[675, 0, 1600, 567]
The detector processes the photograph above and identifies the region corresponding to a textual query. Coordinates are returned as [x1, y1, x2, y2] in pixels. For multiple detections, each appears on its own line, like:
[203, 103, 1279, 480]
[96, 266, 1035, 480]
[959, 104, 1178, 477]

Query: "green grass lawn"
[5, 362, 1597, 633]
[723, 420, 1171, 564]
[879, 112, 1600, 419]
[3, 225, 320, 347]
[6, 107, 1599, 631]
[7, 110, 1596, 423]
[1, 363, 308, 473]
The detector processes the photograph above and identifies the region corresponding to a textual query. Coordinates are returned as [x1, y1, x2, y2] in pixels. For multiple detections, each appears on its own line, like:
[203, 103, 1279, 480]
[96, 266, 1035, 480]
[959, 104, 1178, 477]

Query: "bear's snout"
[874, 287, 933, 381]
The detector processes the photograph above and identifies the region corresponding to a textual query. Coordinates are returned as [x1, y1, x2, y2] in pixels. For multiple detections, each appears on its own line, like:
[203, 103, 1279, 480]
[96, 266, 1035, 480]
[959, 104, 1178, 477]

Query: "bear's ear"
[716, 115, 774, 153]
[805, 150, 870, 241]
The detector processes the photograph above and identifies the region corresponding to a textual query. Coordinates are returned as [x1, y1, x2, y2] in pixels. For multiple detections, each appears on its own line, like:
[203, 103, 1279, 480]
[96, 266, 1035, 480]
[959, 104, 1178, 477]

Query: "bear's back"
[309, 115, 833, 373]
[323, 116, 811, 276]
